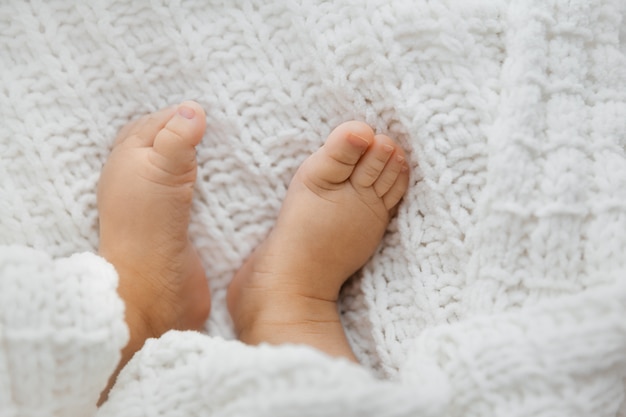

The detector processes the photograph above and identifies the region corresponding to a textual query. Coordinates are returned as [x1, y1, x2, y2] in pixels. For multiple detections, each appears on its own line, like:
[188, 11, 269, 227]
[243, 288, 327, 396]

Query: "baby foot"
[98, 101, 211, 338]
[227, 121, 409, 359]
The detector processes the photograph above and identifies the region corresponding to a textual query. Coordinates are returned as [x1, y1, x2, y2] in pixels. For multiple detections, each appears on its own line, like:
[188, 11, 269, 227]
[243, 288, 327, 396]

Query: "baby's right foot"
[227, 121, 409, 360]
[98, 101, 211, 338]
[97, 101, 211, 402]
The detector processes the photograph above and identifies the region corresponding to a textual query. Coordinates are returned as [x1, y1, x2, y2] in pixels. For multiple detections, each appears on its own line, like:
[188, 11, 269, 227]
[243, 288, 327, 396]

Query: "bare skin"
[96, 102, 408, 403]
[227, 121, 409, 361]
[97, 101, 211, 400]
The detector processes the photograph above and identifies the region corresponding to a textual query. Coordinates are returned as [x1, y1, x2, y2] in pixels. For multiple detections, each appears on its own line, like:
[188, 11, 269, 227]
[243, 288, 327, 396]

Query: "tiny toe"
[314, 121, 375, 184]
[152, 101, 206, 174]
[382, 162, 410, 210]
[373, 147, 407, 198]
[351, 134, 396, 188]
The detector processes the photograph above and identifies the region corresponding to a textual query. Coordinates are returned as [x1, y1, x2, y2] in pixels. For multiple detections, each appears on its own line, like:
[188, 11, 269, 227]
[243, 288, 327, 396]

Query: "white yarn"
[0, 246, 127, 417]
[98, 332, 440, 417]
[0, 0, 625, 416]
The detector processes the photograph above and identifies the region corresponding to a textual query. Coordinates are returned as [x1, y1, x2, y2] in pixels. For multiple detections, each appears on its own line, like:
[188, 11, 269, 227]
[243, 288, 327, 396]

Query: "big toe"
[312, 121, 376, 184]
[152, 100, 206, 176]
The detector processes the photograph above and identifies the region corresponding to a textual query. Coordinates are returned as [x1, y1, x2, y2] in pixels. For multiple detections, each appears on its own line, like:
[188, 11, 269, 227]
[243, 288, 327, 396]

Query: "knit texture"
[1, 0, 625, 416]
[0, 247, 127, 416]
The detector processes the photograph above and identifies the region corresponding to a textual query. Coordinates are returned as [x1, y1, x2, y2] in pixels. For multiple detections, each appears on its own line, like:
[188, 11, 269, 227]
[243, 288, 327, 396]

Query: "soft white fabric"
[1, 0, 625, 416]
[0, 247, 127, 416]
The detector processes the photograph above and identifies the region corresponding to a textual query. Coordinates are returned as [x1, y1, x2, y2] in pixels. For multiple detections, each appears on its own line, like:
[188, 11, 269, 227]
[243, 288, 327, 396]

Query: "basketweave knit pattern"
[1, 0, 625, 416]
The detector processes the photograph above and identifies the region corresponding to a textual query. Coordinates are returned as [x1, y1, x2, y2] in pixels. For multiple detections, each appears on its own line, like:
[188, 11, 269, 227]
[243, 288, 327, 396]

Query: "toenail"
[347, 133, 370, 153]
[178, 105, 196, 119]
[384, 144, 394, 153]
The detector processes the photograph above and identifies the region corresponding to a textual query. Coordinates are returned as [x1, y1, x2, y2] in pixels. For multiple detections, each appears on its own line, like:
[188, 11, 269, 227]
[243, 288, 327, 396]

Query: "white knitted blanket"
[1, 1, 626, 416]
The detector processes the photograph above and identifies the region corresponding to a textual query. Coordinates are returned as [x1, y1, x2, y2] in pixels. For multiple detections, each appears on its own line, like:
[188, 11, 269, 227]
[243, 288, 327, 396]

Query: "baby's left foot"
[98, 101, 211, 338]
[227, 121, 409, 360]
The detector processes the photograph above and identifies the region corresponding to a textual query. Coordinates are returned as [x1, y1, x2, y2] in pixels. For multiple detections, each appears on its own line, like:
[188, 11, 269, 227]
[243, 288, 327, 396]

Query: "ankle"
[228, 253, 331, 328]
[232, 287, 357, 360]
[238, 292, 340, 339]
[236, 236, 346, 298]
[227, 261, 359, 361]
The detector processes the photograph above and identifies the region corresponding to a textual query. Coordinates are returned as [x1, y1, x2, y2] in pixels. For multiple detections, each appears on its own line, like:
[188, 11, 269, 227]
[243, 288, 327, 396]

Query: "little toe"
[350, 134, 396, 189]
[373, 142, 407, 198]
[152, 101, 206, 175]
[382, 160, 410, 210]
